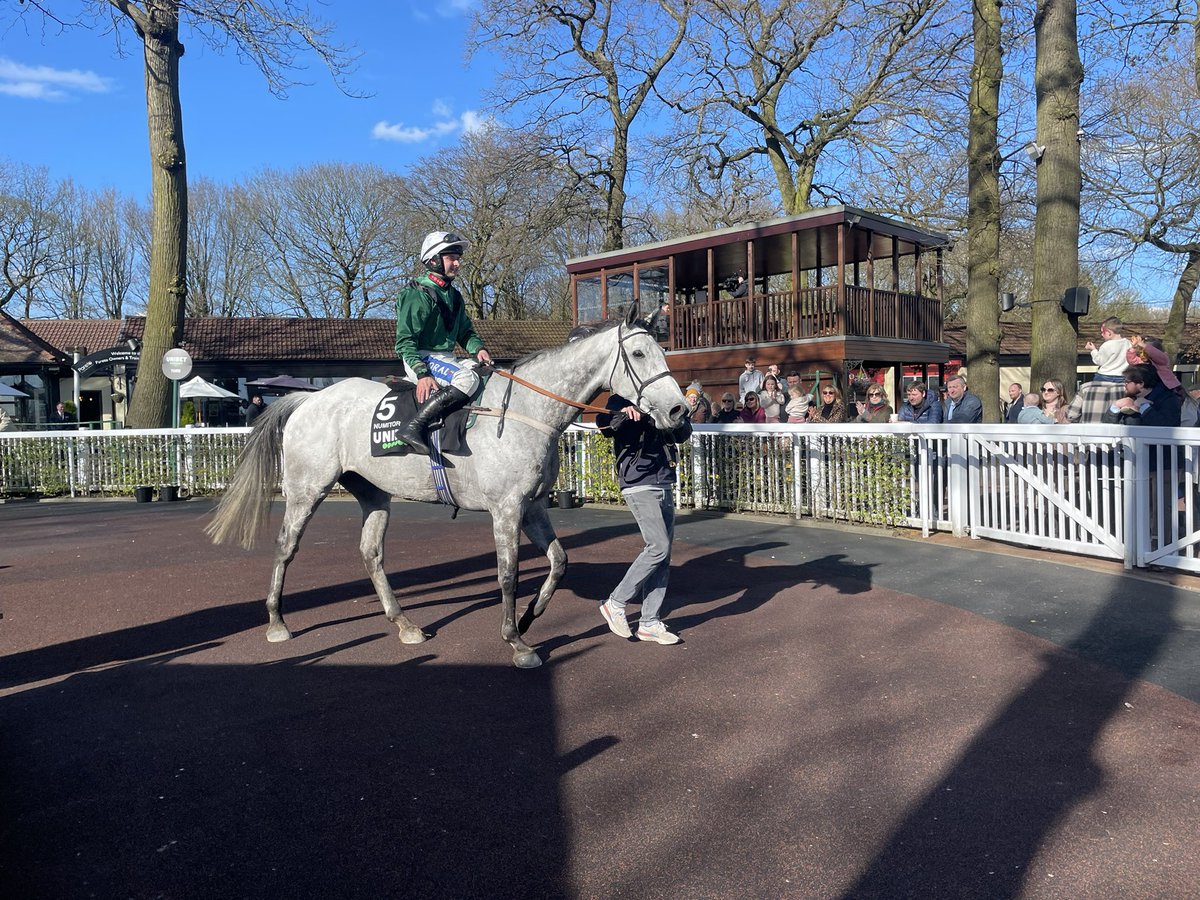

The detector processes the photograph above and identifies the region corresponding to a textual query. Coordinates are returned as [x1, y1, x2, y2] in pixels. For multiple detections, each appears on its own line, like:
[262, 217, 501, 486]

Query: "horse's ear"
[625, 304, 639, 328]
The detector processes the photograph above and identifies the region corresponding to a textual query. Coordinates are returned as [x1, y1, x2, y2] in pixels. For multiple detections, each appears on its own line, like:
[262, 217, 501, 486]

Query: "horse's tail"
[206, 393, 310, 550]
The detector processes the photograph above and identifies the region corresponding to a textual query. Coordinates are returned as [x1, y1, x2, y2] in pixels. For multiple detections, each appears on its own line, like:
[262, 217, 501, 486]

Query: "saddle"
[370, 380, 476, 458]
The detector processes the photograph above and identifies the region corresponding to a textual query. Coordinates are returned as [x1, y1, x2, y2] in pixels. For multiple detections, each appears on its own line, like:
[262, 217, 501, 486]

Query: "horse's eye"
[632, 350, 645, 359]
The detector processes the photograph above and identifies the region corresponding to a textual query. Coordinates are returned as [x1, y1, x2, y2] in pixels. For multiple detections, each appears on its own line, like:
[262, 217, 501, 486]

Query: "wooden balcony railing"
[667, 286, 942, 350]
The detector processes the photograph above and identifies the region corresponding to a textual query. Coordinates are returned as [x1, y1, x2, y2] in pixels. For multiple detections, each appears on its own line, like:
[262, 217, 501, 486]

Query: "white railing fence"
[2, 422, 1197, 573]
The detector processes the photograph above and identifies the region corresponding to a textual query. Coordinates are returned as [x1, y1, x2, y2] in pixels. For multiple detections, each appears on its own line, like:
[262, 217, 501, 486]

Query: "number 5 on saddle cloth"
[370, 380, 479, 458]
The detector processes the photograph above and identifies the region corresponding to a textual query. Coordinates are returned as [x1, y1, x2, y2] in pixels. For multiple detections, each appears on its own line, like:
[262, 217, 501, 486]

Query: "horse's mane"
[510, 317, 646, 371]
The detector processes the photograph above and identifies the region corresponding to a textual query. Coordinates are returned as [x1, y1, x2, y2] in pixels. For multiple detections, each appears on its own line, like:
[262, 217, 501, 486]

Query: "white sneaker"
[600, 600, 632, 638]
[636, 621, 680, 645]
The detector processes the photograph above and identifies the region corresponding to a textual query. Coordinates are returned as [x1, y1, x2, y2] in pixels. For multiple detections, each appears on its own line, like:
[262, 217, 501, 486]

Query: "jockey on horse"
[393, 230, 495, 456]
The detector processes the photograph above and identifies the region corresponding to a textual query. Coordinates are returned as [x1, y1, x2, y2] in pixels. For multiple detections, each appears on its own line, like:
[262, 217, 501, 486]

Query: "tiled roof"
[0, 312, 71, 365]
[17, 316, 573, 364]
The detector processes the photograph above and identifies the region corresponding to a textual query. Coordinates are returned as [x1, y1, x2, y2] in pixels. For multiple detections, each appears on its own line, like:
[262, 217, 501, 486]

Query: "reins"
[482, 321, 674, 417]
[485, 367, 611, 415]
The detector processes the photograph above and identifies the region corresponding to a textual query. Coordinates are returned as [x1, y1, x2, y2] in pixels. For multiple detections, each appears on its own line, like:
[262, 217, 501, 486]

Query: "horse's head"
[604, 306, 687, 430]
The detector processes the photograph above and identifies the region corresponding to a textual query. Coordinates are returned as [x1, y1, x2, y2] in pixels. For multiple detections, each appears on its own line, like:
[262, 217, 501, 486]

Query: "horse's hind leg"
[341, 473, 427, 645]
[493, 505, 542, 668]
[265, 488, 325, 642]
[517, 501, 567, 636]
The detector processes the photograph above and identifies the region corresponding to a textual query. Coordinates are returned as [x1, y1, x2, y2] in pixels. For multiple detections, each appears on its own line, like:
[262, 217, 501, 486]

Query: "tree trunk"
[1030, 0, 1083, 400]
[602, 120, 630, 252]
[966, 0, 1003, 421]
[126, 2, 188, 428]
[1163, 248, 1200, 363]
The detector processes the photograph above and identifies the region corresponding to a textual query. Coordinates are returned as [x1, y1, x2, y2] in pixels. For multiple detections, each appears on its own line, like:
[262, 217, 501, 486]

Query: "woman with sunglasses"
[1040, 379, 1069, 423]
[808, 385, 846, 423]
[854, 386, 893, 423]
[739, 390, 767, 423]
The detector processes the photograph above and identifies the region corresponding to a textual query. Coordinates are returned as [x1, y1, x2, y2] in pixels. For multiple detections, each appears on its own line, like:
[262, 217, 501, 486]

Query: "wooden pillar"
[707, 248, 716, 347]
[747, 240, 756, 343]
[837, 224, 847, 335]
[867, 230, 875, 337]
[791, 231, 800, 339]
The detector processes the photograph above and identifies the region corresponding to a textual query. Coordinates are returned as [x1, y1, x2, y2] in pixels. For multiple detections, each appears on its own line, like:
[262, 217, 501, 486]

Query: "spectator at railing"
[739, 391, 767, 423]
[738, 358, 764, 401]
[1085, 317, 1133, 384]
[1018, 392, 1056, 424]
[49, 402, 73, 430]
[759, 375, 787, 422]
[1004, 383, 1025, 423]
[1127, 334, 1182, 391]
[685, 387, 710, 423]
[713, 392, 741, 423]
[1066, 377, 1125, 424]
[1101, 364, 1182, 427]
[897, 382, 943, 423]
[809, 386, 846, 423]
[943, 375, 983, 423]
[1039, 379, 1070, 424]
[854, 386, 893, 423]
[785, 386, 811, 423]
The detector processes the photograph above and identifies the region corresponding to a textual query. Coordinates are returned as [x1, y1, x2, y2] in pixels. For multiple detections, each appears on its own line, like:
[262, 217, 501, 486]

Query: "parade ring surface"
[2, 499, 1197, 899]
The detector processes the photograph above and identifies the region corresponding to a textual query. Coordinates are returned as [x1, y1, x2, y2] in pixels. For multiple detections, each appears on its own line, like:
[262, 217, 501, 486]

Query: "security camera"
[1024, 141, 1046, 162]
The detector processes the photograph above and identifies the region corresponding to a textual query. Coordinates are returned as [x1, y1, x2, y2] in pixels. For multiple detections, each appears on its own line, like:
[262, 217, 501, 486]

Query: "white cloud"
[372, 104, 491, 144]
[0, 58, 113, 101]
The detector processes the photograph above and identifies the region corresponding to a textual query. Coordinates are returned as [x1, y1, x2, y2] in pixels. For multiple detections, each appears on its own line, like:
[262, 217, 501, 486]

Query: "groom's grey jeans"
[607, 485, 675, 626]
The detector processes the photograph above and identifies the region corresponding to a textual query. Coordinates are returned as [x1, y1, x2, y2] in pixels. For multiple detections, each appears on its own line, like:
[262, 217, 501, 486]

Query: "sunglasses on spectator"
[821, 389, 835, 395]
[1041, 386, 1057, 392]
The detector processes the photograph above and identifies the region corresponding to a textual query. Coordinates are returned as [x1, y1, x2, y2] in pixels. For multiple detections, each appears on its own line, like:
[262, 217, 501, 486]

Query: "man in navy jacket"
[943, 374, 983, 423]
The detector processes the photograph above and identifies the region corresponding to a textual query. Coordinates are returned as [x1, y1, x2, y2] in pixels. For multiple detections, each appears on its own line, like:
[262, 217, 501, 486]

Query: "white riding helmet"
[420, 231, 468, 265]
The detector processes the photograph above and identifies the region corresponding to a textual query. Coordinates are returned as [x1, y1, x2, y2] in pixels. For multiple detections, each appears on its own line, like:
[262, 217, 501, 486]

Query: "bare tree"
[0, 160, 71, 316]
[471, 0, 689, 252]
[401, 126, 599, 320]
[664, 0, 968, 215]
[1028, 0, 1084, 396]
[187, 178, 263, 317]
[42, 179, 94, 318]
[1081, 21, 1200, 362]
[248, 163, 408, 318]
[11, 1, 355, 425]
[966, 0, 1005, 421]
[92, 189, 142, 318]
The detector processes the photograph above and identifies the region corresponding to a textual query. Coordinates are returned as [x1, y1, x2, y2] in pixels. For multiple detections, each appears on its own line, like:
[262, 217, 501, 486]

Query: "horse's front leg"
[517, 500, 567, 636]
[493, 505, 542, 668]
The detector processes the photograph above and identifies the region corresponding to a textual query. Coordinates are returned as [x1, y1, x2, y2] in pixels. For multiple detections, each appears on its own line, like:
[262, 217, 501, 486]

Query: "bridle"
[608, 321, 675, 412]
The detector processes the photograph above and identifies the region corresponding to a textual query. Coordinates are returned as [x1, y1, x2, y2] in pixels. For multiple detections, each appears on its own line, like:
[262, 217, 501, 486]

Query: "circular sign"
[162, 348, 193, 381]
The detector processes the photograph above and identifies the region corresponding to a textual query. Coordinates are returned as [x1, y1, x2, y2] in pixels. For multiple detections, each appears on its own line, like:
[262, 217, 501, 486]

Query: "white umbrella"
[178, 376, 240, 399]
[0, 383, 30, 398]
[178, 376, 240, 426]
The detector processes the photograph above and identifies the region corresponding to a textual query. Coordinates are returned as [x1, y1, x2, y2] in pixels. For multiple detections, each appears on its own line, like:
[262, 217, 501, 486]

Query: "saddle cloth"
[370, 381, 473, 457]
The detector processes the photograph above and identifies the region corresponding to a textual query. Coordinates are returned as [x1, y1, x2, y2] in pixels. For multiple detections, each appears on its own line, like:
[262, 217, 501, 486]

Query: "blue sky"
[3, 1, 495, 197]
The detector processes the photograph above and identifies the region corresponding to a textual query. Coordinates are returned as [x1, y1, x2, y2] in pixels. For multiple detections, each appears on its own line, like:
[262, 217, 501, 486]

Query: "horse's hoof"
[399, 627, 429, 644]
[513, 650, 542, 669]
[266, 625, 292, 643]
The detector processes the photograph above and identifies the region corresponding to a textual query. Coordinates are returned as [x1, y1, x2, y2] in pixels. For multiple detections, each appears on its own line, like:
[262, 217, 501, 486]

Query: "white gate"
[964, 426, 1132, 565]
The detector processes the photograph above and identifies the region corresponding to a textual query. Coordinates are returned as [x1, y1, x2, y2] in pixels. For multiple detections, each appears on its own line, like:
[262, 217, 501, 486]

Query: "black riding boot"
[396, 386, 471, 456]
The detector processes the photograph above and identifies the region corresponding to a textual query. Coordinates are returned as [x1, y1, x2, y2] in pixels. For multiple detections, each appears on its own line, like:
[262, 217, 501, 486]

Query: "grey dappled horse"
[207, 310, 686, 667]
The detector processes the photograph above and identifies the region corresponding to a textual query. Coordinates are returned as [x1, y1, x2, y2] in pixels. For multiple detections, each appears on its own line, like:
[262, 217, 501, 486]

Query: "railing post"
[691, 431, 705, 509]
[950, 430, 971, 537]
[1126, 434, 1141, 570]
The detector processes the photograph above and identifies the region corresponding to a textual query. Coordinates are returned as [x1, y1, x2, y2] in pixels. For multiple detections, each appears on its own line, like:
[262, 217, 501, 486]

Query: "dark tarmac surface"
[2, 498, 1198, 899]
